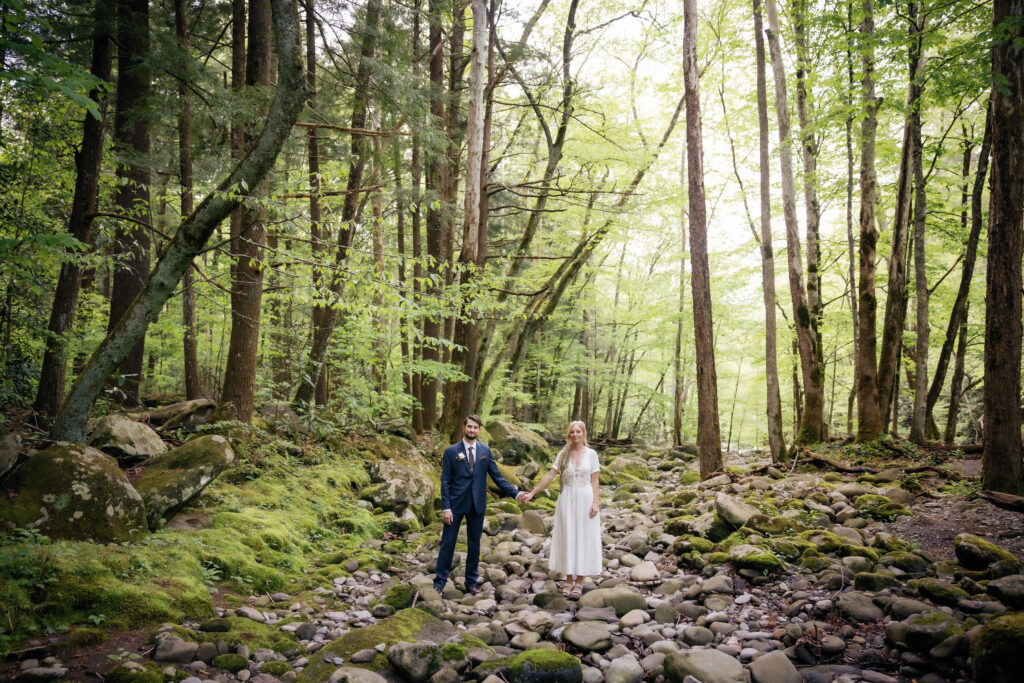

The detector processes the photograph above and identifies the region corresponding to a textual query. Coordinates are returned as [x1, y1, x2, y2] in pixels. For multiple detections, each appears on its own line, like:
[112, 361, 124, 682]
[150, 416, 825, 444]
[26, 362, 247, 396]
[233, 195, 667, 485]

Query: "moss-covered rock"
[744, 514, 803, 536]
[0, 442, 147, 542]
[149, 398, 216, 432]
[475, 649, 583, 683]
[103, 666, 164, 683]
[297, 609, 455, 680]
[261, 661, 294, 676]
[727, 543, 782, 572]
[854, 494, 910, 521]
[954, 533, 1020, 570]
[901, 611, 963, 653]
[65, 626, 108, 649]
[485, 420, 551, 466]
[880, 551, 930, 574]
[971, 612, 1024, 682]
[133, 435, 234, 529]
[854, 571, 900, 591]
[213, 653, 249, 672]
[88, 414, 168, 464]
[381, 583, 416, 611]
[909, 578, 969, 605]
[360, 437, 439, 523]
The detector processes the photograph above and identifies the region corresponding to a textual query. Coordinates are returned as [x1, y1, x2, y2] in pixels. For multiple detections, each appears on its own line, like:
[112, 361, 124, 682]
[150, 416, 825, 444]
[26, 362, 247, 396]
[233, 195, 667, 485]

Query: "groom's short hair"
[464, 414, 482, 427]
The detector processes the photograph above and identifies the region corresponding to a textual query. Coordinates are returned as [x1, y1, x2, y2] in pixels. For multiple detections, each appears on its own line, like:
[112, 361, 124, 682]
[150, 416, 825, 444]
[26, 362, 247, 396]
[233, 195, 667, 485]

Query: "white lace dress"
[549, 447, 602, 576]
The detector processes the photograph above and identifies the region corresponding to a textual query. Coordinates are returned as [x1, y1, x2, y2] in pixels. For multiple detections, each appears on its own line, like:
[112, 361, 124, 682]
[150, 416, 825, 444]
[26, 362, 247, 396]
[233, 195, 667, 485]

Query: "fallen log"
[977, 489, 1024, 512]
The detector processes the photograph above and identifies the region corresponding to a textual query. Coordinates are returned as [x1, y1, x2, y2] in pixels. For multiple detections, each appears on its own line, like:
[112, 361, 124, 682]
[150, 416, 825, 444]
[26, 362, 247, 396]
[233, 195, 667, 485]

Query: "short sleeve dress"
[549, 447, 602, 577]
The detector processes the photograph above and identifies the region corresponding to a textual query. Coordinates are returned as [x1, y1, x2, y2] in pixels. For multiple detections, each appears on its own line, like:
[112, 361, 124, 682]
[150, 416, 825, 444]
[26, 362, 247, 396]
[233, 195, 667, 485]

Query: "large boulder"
[954, 533, 1019, 570]
[148, 398, 216, 431]
[664, 649, 745, 683]
[485, 420, 550, 466]
[360, 436, 439, 521]
[971, 612, 1024, 683]
[133, 435, 235, 529]
[0, 432, 21, 479]
[714, 492, 759, 527]
[88, 414, 167, 463]
[0, 443, 147, 542]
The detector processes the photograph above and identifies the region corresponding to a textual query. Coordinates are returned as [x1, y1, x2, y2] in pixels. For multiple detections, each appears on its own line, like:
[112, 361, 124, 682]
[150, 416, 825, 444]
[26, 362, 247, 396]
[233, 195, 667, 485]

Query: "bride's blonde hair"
[555, 420, 589, 477]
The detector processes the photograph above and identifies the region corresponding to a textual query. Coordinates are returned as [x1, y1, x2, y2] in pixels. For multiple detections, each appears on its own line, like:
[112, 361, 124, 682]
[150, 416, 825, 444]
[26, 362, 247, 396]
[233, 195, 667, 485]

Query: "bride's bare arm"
[529, 468, 558, 497]
[589, 471, 600, 517]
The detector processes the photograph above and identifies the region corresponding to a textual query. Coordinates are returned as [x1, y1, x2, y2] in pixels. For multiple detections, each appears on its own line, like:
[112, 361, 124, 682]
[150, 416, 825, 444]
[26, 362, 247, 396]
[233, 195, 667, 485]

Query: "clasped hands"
[517, 491, 533, 503]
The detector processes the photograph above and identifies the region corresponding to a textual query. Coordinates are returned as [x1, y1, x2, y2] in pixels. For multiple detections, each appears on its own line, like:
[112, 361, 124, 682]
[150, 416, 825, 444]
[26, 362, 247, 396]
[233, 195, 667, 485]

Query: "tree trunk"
[856, 0, 882, 441]
[175, 0, 201, 401]
[673, 159, 686, 448]
[845, 3, 858, 437]
[220, 0, 273, 423]
[683, 0, 724, 478]
[49, 0, 309, 443]
[926, 105, 992, 434]
[109, 0, 152, 406]
[908, 3, 929, 443]
[752, 0, 785, 462]
[33, 0, 114, 420]
[292, 0, 382, 411]
[944, 305, 969, 444]
[764, 0, 824, 444]
[982, 0, 1024, 493]
[410, 1, 424, 432]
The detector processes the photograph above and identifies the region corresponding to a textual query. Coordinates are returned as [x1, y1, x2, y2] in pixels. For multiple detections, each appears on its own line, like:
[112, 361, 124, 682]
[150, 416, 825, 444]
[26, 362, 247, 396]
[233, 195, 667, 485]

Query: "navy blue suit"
[434, 440, 519, 591]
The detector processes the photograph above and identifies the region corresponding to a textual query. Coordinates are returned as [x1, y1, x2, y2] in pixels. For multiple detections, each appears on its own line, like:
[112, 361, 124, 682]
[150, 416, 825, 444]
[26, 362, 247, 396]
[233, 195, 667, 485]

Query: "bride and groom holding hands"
[434, 415, 602, 598]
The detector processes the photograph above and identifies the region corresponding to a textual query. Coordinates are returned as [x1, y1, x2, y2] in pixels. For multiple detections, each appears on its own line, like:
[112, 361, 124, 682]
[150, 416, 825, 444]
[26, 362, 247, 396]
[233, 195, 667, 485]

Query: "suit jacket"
[440, 440, 519, 515]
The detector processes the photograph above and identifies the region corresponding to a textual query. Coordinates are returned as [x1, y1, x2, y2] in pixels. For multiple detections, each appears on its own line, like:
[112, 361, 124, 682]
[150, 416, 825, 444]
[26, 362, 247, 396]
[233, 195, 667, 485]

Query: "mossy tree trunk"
[982, 0, 1024, 493]
[49, 0, 310, 443]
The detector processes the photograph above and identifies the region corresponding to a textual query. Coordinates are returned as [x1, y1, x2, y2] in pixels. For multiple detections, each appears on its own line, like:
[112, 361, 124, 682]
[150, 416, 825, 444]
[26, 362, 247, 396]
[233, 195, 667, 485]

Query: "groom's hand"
[443, 510, 453, 525]
[516, 492, 528, 503]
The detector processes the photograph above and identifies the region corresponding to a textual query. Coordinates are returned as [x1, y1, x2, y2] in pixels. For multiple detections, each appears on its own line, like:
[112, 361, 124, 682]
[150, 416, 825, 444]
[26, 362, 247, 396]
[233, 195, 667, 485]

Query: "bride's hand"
[589, 503, 599, 518]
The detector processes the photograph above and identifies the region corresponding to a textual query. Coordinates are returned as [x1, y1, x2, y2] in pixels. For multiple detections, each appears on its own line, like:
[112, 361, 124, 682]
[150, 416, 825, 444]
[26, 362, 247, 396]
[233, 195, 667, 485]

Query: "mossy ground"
[167, 616, 299, 652]
[0, 424, 386, 650]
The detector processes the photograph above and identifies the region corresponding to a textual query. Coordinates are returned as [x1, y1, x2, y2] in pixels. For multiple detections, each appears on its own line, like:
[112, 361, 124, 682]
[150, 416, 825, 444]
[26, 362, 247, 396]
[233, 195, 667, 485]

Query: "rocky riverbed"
[8, 445, 1024, 683]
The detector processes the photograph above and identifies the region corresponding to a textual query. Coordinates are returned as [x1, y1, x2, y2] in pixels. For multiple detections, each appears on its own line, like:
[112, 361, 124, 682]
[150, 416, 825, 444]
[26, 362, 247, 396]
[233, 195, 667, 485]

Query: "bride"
[524, 420, 602, 597]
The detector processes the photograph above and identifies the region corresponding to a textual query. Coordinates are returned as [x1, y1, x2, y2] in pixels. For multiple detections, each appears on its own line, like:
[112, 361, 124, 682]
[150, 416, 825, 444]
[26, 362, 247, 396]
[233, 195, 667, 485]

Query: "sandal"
[570, 584, 583, 598]
[562, 584, 573, 597]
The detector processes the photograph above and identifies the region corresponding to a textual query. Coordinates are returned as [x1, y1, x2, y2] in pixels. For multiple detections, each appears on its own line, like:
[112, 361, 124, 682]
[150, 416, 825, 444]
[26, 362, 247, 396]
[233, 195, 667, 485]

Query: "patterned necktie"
[468, 445, 475, 472]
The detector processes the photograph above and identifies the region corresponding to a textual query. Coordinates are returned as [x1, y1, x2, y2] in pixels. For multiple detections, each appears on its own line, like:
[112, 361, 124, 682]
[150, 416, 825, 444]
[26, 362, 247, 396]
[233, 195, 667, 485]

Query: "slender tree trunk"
[982, 0, 1024, 493]
[683, 0, 723, 478]
[33, 0, 114, 420]
[109, 0, 152, 406]
[220, 0, 273, 422]
[673, 155, 686, 449]
[292, 0, 382, 411]
[845, 4, 858, 437]
[944, 306, 969, 444]
[856, 0, 883, 441]
[726, 357, 744, 451]
[752, 0, 784, 462]
[926, 106, 991, 433]
[49, 0, 308, 442]
[410, 0, 424, 432]
[764, 0, 823, 444]
[175, 0, 201, 401]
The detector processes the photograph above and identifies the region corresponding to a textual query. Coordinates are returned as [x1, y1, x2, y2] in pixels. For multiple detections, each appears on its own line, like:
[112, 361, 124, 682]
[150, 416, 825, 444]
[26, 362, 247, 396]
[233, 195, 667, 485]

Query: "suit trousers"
[434, 510, 485, 589]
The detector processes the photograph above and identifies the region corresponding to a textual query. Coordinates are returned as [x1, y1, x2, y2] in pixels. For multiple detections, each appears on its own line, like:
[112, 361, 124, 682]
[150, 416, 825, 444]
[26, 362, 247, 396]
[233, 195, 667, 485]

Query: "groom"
[434, 414, 527, 594]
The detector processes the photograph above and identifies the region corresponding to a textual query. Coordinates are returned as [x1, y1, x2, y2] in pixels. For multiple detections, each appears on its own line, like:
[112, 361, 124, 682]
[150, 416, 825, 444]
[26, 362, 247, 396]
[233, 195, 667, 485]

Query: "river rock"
[728, 544, 782, 572]
[970, 612, 1024, 682]
[749, 650, 801, 683]
[578, 584, 647, 616]
[0, 442, 147, 542]
[154, 636, 199, 663]
[520, 509, 548, 535]
[361, 441, 438, 519]
[386, 642, 445, 682]
[954, 533, 1019, 570]
[605, 655, 644, 683]
[88, 414, 167, 463]
[133, 435, 234, 529]
[328, 668, 389, 683]
[0, 432, 20, 479]
[901, 612, 963, 652]
[836, 591, 883, 623]
[485, 420, 550, 466]
[664, 649, 745, 683]
[562, 621, 612, 651]
[987, 574, 1024, 609]
[715, 492, 759, 527]
[630, 560, 660, 583]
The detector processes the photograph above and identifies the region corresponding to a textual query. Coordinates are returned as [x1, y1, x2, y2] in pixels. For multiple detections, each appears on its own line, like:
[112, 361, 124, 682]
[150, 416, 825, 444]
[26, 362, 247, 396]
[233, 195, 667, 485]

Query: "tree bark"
[845, 3, 858, 437]
[220, 0, 273, 423]
[764, 0, 823, 444]
[49, 0, 309, 443]
[175, 0, 201, 401]
[752, 0, 785, 463]
[856, 0, 882, 441]
[683, 0, 724, 479]
[109, 0, 152, 406]
[926, 105, 992, 435]
[944, 305, 969, 444]
[908, 2, 929, 443]
[982, 0, 1024, 493]
[410, 0, 424, 432]
[292, 0, 382, 411]
[33, 0, 114, 420]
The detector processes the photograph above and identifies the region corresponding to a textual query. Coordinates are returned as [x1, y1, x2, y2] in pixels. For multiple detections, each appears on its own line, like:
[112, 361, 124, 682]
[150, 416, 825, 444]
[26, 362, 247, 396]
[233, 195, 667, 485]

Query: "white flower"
[457, 453, 466, 461]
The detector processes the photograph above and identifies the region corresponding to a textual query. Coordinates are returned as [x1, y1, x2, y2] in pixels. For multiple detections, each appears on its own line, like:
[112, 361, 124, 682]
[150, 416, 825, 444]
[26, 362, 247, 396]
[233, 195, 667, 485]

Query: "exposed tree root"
[976, 489, 1024, 512]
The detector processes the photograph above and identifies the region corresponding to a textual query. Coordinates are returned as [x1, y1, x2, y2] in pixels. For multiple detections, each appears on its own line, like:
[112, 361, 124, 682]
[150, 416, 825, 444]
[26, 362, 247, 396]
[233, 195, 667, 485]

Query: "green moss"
[665, 516, 695, 536]
[680, 472, 700, 485]
[707, 552, 729, 564]
[972, 612, 1024, 682]
[770, 539, 801, 560]
[65, 626, 108, 649]
[854, 494, 911, 521]
[508, 649, 583, 680]
[381, 583, 417, 611]
[442, 643, 468, 661]
[168, 617, 299, 652]
[744, 514, 802, 536]
[261, 661, 294, 676]
[909, 578, 969, 605]
[213, 653, 249, 672]
[103, 667, 164, 683]
[297, 608, 452, 680]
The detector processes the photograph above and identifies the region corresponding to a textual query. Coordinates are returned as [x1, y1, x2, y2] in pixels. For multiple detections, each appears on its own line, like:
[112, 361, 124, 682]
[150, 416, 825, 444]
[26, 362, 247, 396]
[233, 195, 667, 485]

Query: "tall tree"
[908, 2, 929, 443]
[33, 0, 114, 420]
[109, 0, 152, 405]
[753, 0, 785, 462]
[175, 0, 201, 400]
[49, 0, 309, 442]
[765, 0, 824, 443]
[855, 0, 883, 441]
[683, 0, 723, 478]
[982, 0, 1023, 493]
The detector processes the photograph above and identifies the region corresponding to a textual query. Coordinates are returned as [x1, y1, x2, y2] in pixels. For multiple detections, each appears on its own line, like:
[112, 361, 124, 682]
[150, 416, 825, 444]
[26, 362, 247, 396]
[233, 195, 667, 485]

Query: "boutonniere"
[457, 453, 466, 461]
